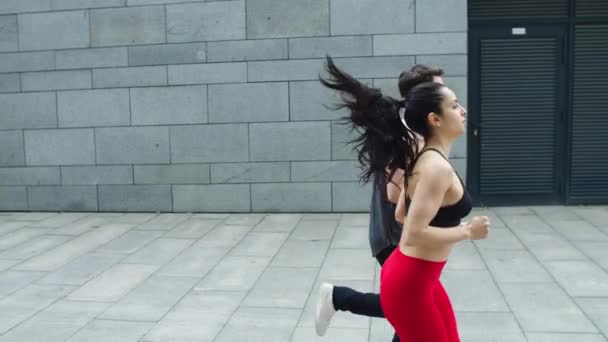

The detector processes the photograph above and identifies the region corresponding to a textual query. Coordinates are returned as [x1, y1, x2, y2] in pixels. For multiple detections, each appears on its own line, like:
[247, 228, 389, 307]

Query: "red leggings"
[380, 248, 459, 342]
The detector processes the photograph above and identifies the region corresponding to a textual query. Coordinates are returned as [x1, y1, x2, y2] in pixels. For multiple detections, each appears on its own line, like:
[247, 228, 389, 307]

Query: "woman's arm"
[386, 168, 404, 204]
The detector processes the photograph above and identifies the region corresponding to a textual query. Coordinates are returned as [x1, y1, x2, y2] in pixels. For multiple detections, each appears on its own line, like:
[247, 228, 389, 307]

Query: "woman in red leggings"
[320, 56, 490, 342]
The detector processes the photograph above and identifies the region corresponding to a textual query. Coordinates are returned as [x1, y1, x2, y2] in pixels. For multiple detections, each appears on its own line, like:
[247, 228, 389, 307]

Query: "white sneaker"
[315, 282, 336, 336]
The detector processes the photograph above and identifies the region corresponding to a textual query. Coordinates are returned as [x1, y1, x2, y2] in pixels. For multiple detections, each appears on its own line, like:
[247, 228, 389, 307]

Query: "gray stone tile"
[158, 246, 228, 277]
[247, 0, 328, 38]
[475, 227, 526, 251]
[22, 70, 91, 92]
[301, 213, 342, 221]
[0, 284, 75, 334]
[290, 220, 338, 241]
[516, 231, 587, 261]
[66, 320, 153, 342]
[230, 232, 288, 257]
[416, 0, 466, 32]
[108, 213, 157, 225]
[242, 266, 317, 308]
[62, 166, 133, 185]
[247, 59, 325, 82]
[445, 241, 486, 270]
[51, 0, 126, 10]
[0, 221, 30, 236]
[100, 275, 199, 321]
[56, 47, 128, 69]
[0, 300, 109, 342]
[97, 230, 162, 254]
[289, 35, 372, 59]
[170, 124, 248, 163]
[173, 184, 251, 212]
[441, 269, 509, 312]
[123, 238, 193, 266]
[577, 297, 608, 336]
[164, 219, 221, 239]
[340, 214, 370, 227]
[330, 226, 368, 249]
[483, 250, 553, 283]
[214, 307, 300, 342]
[333, 182, 373, 212]
[0, 234, 72, 260]
[291, 161, 360, 182]
[131, 85, 207, 125]
[0, 270, 45, 298]
[289, 80, 347, 121]
[0, 51, 55, 73]
[68, 263, 158, 302]
[14, 224, 132, 271]
[210, 162, 290, 184]
[142, 290, 246, 342]
[272, 239, 330, 268]
[0, 228, 46, 250]
[0, 259, 19, 271]
[207, 39, 287, 62]
[0, 92, 56, 129]
[167, 1, 245, 42]
[252, 183, 332, 212]
[196, 255, 271, 291]
[532, 205, 582, 221]
[25, 129, 94, 166]
[96, 126, 170, 164]
[253, 214, 302, 232]
[575, 241, 608, 269]
[28, 186, 98, 211]
[500, 282, 597, 333]
[526, 333, 607, 342]
[545, 260, 608, 297]
[0, 73, 20, 93]
[27, 212, 88, 228]
[168, 62, 247, 85]
[0, 15, 17, 52]
[0, 187, 27, 211]
[250, 122, 331, 161]
[335, 56, 416, 78]
[38, 252, 122, 286]
[134, 213, 189, 231]
[416, 54, 467, 77]
[58, 89, 130, 128]
[0, 167, 59, 186]
[19, 10, 89, 50]
[457, 312, 525, 342]
[98, 185, 172, 212]
[91, 6, 165, 46]
[320, 249, 375, 281]
[331, 120, 359, 160]
[224, 213, 265, 226]
[550, 220, 608, 241]
[93, 65, 167, 88]
[331, 0, 413, 35]
[128, 42, 206, 66]
[291, 327, 368, 342]
[209, 82, 288, 123]
[375, 32, 467, 56]
[195, 224, 251, 248]
[572, 206, 608, 227]
[50, 216, 109, 235]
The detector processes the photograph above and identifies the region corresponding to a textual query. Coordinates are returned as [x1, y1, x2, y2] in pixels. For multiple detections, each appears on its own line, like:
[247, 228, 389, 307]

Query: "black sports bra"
[404, 148, 473, 228]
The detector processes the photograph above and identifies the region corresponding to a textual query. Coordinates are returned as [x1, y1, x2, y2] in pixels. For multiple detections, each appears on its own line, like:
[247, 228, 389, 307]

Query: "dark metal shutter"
[569, 25, 608, 203]
[479, 38, 559, 196]
[470, 0, 568, 20]
[576, 0, 608, 18]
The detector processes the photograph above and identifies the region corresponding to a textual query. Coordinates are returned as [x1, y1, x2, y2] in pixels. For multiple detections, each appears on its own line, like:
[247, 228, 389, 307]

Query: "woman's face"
[434, 86, 467, 138]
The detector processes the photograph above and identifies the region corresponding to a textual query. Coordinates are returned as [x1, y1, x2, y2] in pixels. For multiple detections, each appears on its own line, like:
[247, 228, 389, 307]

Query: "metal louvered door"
[468, 26, 567, 206]
[569, 25, 608, 203]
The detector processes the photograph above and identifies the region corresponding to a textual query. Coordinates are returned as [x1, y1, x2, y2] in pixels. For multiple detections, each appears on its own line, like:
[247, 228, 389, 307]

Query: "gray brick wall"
[0, 0, 467, 212]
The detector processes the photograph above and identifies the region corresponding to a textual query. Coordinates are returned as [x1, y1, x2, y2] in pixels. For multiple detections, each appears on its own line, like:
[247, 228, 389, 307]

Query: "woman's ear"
[427, 112, 441, 128]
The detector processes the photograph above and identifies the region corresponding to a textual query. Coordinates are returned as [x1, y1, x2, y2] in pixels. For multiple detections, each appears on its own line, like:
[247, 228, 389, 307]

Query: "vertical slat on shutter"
[470, 0, 568, 20]
[479, 38, 558, 196]
[569, 25, 608, 203]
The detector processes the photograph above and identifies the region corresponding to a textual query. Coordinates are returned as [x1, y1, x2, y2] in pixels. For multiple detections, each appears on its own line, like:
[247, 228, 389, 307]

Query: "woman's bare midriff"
[399, 242, 455, 262]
